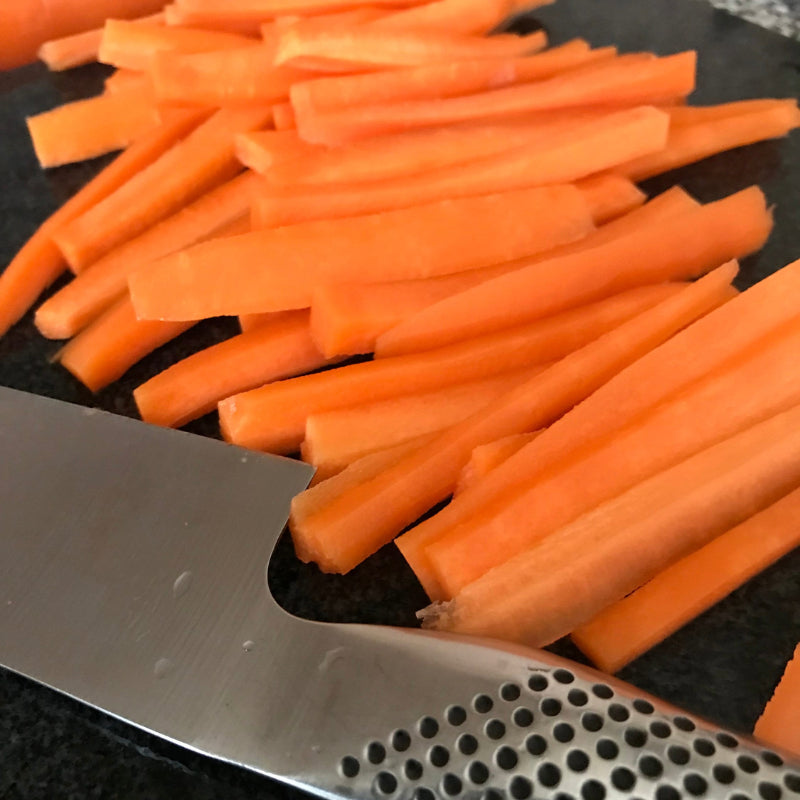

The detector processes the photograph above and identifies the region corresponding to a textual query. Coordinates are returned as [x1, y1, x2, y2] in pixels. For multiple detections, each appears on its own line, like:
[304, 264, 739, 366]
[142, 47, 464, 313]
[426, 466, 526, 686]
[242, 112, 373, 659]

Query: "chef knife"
[1, 386, 797, 799]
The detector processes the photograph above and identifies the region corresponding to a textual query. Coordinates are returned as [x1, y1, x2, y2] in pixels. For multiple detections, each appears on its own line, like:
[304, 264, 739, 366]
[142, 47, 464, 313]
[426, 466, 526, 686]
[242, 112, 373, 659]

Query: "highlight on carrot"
[754, 643, 800, 756]
[572, 485, 800, 674]
[128, 184, 594, 319]
[289, 266, 735, 574]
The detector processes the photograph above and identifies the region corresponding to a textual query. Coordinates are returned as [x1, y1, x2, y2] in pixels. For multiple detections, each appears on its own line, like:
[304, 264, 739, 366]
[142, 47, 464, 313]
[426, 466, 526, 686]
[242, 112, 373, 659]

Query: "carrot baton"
[38, 27, 105, 71]
[754, 643, 800, 755]
[396, 257, 800, 601]
[424, 312, 800, 599]
[26, 88, 161, 169]
[572, 487, 800, 674]
[288, 266, 735, 574]
[129, 184, 594, 319]
[0, 107, 206, 339]
[454, 432, 541, 497]
[53, 106, 272, 271]
[421, 402, 800, 648]
[173, 0, 432, 20]
[375, 186, 771, 357]
[35, 174, 256, 340]
[134, 309, 337, 428]
[57, 295, 195, 393]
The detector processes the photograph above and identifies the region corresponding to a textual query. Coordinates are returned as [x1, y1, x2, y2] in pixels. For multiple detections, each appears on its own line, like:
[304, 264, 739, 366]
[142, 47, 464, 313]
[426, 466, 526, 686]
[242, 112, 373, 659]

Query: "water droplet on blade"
[172, 571, 192, 599]
[243, 640, 255, 652]
[154, 658, 173, 679]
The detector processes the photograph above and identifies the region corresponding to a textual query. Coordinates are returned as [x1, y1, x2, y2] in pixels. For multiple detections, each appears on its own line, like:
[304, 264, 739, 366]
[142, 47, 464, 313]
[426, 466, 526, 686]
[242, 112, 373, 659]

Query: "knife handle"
[300, 627, 799, 800]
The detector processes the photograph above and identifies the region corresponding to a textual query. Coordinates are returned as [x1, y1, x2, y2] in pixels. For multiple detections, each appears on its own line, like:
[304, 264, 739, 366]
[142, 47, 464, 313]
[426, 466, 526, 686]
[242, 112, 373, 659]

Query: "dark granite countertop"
[2, 1, 800, 798]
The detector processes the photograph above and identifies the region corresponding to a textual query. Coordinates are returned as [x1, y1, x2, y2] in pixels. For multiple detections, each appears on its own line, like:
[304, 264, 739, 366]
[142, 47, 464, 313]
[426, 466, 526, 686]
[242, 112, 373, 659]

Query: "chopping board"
[2, 0, 800, 796]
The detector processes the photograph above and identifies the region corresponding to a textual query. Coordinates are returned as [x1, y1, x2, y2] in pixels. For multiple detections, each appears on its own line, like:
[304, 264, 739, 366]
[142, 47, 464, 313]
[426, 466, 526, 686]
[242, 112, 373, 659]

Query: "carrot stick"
[163, 4, 265, 36]
[375, 186, 771, 357]
[235, 130, 314, 173]
[617, 99, 800, 181]
[38, 27, 104, 71]
[275, 27, 547, 70]
[222, 284, 676, 456]
[289, 266, 735, 574]
[0, 0, 167, 71]
[371, 0, 551, 35]
[310, 189, 690, 358]
[0, 108, 205, 339]
[152, 44, 306, 106]
[173, 0, 431, 20]
[455, 432, 540, 497]
[104, 68, 153, 94]
[272, 102, 297, 129]
[129, 184, 594, 319]
[666, 97, 797, 126]
[302, 366, 545, 477]
[26, 88, 161, 169]
[396, 256, 800, 602]
[754, 643, 800, 755]
[254, 106, 668, 224]
[57, 295, 195, 393]
[134, 309, 335, 428]
[296, 52, 695, 144]
[421, 402, 800, 648]
[53, 106, 271, 271]
[34, 173, 256, 340]
[239, 312, 284, 332]
[98, 18, 256, 71]
[573, 487, 800, 674]
[289, 41, 609, 114]
[424, 313, 800, 599]
[573, 172, 650, 224]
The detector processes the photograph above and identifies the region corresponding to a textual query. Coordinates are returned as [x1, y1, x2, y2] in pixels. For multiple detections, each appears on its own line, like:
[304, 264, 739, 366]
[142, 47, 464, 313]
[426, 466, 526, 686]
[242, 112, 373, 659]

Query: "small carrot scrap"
[54, 105, 271, 271]
[129, 184, 594, 319]
[573, 486, 800, 674]
[421, 402, 800, 647]
[424, 310, 800, 600]
[297, 52, 695, 144]
[134, 309, 335, 428]
[35, 173, 256, 340]
[455, 432, 541, 497]
[0, 107, 206, 339]
[26, 88, 161, 169]
[375, 186, 771, 357]
[98, 18, 255, 71]
[287, 268, 735, 574]
[288, 40, 607, 114]
[302, 366, 545, 478]
[754, 643, 800, 755]
[58, 295, 195, 393]
[275, 27, 547, 70]
[396, 257, 800, 602]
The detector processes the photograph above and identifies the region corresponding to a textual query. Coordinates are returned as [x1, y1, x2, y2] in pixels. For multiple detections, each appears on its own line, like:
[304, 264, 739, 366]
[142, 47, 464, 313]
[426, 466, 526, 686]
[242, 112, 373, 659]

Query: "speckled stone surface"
[2, 1, 800, 798]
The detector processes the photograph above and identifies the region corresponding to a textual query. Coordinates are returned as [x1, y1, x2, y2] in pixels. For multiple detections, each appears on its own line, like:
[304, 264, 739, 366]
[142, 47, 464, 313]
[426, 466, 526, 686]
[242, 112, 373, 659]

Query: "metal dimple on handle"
[334, 663, 800, 800]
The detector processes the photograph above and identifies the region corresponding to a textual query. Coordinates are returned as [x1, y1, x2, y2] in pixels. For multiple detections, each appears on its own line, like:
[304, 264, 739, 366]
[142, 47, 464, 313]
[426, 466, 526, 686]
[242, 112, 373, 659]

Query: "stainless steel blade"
[2, 387, 798, 800]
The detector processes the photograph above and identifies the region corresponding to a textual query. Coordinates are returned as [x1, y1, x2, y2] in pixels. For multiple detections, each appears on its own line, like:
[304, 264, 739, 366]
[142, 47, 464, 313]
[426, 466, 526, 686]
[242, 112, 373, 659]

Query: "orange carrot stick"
[617, 99, 800, 181]
[289, 266, 735, 574]
[38, 27, 105, 71]
[289, 40, 608, 114]
[152, 44, 306, 106]
[35, 173, 256, 340]
[302, 366, 545, 477]
[57, 295, 195, 393]
[104, 68, 153, 94]
[54, 106, 271, 271]
[238, 312, 285, 332]
[422, 402, 800, 648]
[129, 184, 594, 319]
[173, 0, 431, 20]
[0, 0, 167, 71]
[396, 257, 800, 602]
[296, 52, 694, 144]
[575, 172, 650, 225]
[98, 18, 256, 70]
[310, 188, 689, 358]
[573, 487, 800, 674]
[162, 4, 265, 36]
[222, 285, 676, 456]
[275, 27, 547, 70]
[134, 309, 336, 428]
[376, 186, 771, 357]
[26, 88, 161, 169]
[0, 107, 205, 339]
[424, 312, 800, 599]
[754, 643, 800, 755]
[455, 432, 540, 496]
[272, 102, 297, 129]
[235, 130, 314, 173]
